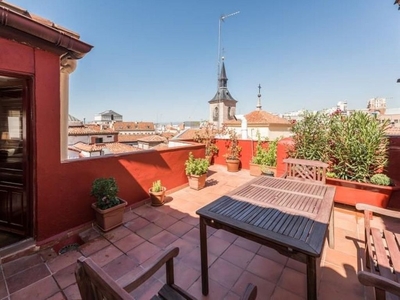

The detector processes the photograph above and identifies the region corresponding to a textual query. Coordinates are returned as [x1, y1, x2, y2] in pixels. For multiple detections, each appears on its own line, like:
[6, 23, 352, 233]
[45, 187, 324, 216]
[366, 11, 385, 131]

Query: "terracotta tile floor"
[0, 164, 389, 299]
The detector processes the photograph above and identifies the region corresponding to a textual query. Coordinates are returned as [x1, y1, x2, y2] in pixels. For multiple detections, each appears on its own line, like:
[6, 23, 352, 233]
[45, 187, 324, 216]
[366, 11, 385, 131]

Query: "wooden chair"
[282, 158, 328, 184]
[356, 204, 400, 300]
[75, 246, 257, 300]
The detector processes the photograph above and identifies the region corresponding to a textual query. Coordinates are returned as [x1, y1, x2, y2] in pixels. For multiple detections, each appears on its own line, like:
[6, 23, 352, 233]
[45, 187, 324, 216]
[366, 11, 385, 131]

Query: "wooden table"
[196, 176, 336, 300]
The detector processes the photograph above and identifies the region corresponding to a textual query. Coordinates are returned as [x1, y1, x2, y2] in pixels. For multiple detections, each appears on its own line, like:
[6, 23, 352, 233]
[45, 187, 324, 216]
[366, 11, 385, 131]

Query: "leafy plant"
[252, 134, 278, 167]
[224, 129, 242, 160]
[91, 177, 120, 210]
[370, 174, 391, 186]
[151, 180, 163, 192]
[194, 122, 219, 157]
[185, 152, 209, 176]
[288, 111, 331, 162]
[289, 111, 391, 183]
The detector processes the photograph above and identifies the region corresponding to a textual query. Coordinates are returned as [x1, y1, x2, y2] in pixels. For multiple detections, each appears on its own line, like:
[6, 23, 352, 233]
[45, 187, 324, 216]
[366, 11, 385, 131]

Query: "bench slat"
[371, 228, 397, 282]
[384, 230, 400, 283]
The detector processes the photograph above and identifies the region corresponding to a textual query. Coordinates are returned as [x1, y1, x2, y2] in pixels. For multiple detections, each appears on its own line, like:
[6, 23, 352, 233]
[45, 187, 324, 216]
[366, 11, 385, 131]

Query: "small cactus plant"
[151, 180, 163, 192]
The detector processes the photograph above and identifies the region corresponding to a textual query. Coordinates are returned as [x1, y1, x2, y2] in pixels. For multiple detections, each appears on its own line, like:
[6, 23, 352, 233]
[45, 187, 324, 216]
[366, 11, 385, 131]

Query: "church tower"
[208, 59, 238, 129]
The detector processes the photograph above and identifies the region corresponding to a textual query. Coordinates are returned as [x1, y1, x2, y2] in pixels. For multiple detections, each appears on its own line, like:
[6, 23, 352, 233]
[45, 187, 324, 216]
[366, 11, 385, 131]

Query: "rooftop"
[0, 164, 393, 299]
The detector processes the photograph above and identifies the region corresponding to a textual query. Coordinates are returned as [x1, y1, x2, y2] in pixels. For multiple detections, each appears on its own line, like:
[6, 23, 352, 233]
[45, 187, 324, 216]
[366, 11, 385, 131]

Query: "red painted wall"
[1, 37, 206, 242]
[212, 139, 256, 169]
[39, 145, 204, 242]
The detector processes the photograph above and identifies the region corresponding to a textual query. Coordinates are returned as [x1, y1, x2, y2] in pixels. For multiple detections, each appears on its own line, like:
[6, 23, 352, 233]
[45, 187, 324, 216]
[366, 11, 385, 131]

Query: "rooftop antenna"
[217, 11, 240, 85]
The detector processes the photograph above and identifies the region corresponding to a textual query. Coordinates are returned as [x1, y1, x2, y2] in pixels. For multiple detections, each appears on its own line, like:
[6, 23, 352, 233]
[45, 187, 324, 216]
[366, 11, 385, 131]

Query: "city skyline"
[8, 0, 400, 123]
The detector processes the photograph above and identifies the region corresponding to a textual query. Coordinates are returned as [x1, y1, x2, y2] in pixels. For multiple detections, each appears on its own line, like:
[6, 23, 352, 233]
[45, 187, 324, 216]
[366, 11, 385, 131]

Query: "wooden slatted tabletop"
[196, 176, 336, 300]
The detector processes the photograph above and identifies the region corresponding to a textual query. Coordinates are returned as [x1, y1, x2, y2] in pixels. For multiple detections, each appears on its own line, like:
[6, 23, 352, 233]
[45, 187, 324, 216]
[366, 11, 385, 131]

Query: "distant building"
[94, 110, 123, 124]
[112, 121, 155, 135]
[137, 135, 167, 149]
[182, 121, 201, 129]
[68, 142, 140, 159]
[208, 59, 237, 129]
[68, 120, 117, 146]
[367, 97, 386, 115]
[68, 115, 143, 159]
[378, 108, 400, 127]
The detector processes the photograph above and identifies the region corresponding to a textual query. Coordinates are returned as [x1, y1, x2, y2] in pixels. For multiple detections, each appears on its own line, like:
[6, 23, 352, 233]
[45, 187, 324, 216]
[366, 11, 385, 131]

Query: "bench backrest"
[283, 158, 328, 184]
[75, 256, 133, 300]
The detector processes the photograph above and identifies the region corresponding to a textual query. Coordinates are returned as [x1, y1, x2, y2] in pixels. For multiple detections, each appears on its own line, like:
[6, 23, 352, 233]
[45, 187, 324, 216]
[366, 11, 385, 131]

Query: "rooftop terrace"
[0, 164, 396, 300]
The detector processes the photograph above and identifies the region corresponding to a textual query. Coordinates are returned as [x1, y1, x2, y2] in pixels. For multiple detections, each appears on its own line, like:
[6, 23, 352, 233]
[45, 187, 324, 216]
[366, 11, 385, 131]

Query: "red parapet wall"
[212, 139, 258, 170]
[37, 145, 205, 241]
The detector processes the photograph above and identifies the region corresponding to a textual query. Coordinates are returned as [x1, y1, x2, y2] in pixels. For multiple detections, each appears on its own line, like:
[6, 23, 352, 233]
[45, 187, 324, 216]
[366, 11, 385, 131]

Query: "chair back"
[283, 158, 328, 184]
[75, 256, 133, 300]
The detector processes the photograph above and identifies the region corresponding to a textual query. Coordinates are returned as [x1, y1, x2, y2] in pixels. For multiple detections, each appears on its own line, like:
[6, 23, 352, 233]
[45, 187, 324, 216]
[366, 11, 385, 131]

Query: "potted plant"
[224, 129, 242, 172]
[194, 122, 219, 164]
[185, 152, 210, 190]
[148, 180, 166, 206]
[90, 177, 127, 232]
[250, 134, 278, 176]
[289, 110, 398, 207]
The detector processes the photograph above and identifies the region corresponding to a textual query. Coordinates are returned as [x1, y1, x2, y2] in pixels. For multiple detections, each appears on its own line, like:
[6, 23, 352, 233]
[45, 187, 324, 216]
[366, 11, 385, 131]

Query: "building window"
[213, 107, 219, 121]
[95, 137, 103, 143]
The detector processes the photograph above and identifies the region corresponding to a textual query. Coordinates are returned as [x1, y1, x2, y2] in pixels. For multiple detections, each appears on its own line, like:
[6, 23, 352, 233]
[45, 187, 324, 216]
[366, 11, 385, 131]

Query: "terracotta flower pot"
[326, 178, 399, 208]
[149, 187, 166, 206]
[91, 198, 127, 232]
[226, 158, 240, 172]
[187, 173, 207, 190]
[249, 162, 262, 176]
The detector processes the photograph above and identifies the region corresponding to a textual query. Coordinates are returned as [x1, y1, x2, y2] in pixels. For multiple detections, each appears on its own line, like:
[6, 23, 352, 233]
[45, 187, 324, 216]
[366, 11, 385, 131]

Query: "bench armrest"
[356, 203, 400, 220]
[123, 247, 180, 292]
[358, 271, 400, 297]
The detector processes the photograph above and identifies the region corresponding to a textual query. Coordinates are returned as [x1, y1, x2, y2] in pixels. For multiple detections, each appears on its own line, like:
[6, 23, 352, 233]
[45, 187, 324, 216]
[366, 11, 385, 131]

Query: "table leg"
[306, 256, 317, 300]
[328, 206, 335, 249]
[200, 217, 209, 295]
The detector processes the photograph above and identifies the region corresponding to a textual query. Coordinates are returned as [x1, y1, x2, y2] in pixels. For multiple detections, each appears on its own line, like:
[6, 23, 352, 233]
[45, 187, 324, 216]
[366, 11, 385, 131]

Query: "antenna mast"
[217, 11, 240, 83]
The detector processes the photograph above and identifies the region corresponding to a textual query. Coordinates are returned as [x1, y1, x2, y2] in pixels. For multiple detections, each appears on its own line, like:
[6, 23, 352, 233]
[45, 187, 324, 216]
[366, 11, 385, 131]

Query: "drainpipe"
[60, 56, 77, 161]
[234, 115, 248, 139]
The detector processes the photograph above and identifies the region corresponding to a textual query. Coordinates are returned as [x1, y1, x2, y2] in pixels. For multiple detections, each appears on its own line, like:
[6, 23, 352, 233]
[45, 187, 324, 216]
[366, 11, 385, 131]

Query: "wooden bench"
[356, 204, 400, 300]
[75, 246, 257, 300]
[282, 158, 328, 184]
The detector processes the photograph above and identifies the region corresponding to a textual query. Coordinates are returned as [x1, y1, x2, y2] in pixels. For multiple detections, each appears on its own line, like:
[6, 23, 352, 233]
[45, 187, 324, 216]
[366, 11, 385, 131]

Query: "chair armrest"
[240, 283, 258, 300]
[123, 247, 179, 292]
[355, 204, 400, 219]
[358, 271, 400, 297]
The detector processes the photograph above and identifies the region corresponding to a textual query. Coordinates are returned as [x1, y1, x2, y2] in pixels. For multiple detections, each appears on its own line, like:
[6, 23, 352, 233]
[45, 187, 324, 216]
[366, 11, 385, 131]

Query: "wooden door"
[0, 75, 30, 236]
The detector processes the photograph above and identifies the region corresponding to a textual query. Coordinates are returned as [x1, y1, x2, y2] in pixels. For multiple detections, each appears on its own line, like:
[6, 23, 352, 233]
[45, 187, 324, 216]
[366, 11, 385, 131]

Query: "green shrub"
[252, 135, 278, 167]
[289, 111, 331, 162]
[91, 177, 120, 210]
[185, 152, 209, 176]
[289, 111, 390, 183]
[370, 174, 391, 186]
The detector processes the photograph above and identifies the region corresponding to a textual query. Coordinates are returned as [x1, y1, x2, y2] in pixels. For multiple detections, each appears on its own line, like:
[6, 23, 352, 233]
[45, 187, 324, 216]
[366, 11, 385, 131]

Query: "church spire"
[219, 58, 228, 88]
[256, 84, 262, 111]
[208, 58, 238, 129]
[209, 58, 237, 103]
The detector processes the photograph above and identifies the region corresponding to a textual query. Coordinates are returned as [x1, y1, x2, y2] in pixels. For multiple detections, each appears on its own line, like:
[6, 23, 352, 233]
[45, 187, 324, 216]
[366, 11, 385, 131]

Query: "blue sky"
[9, 0, 400, 123]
